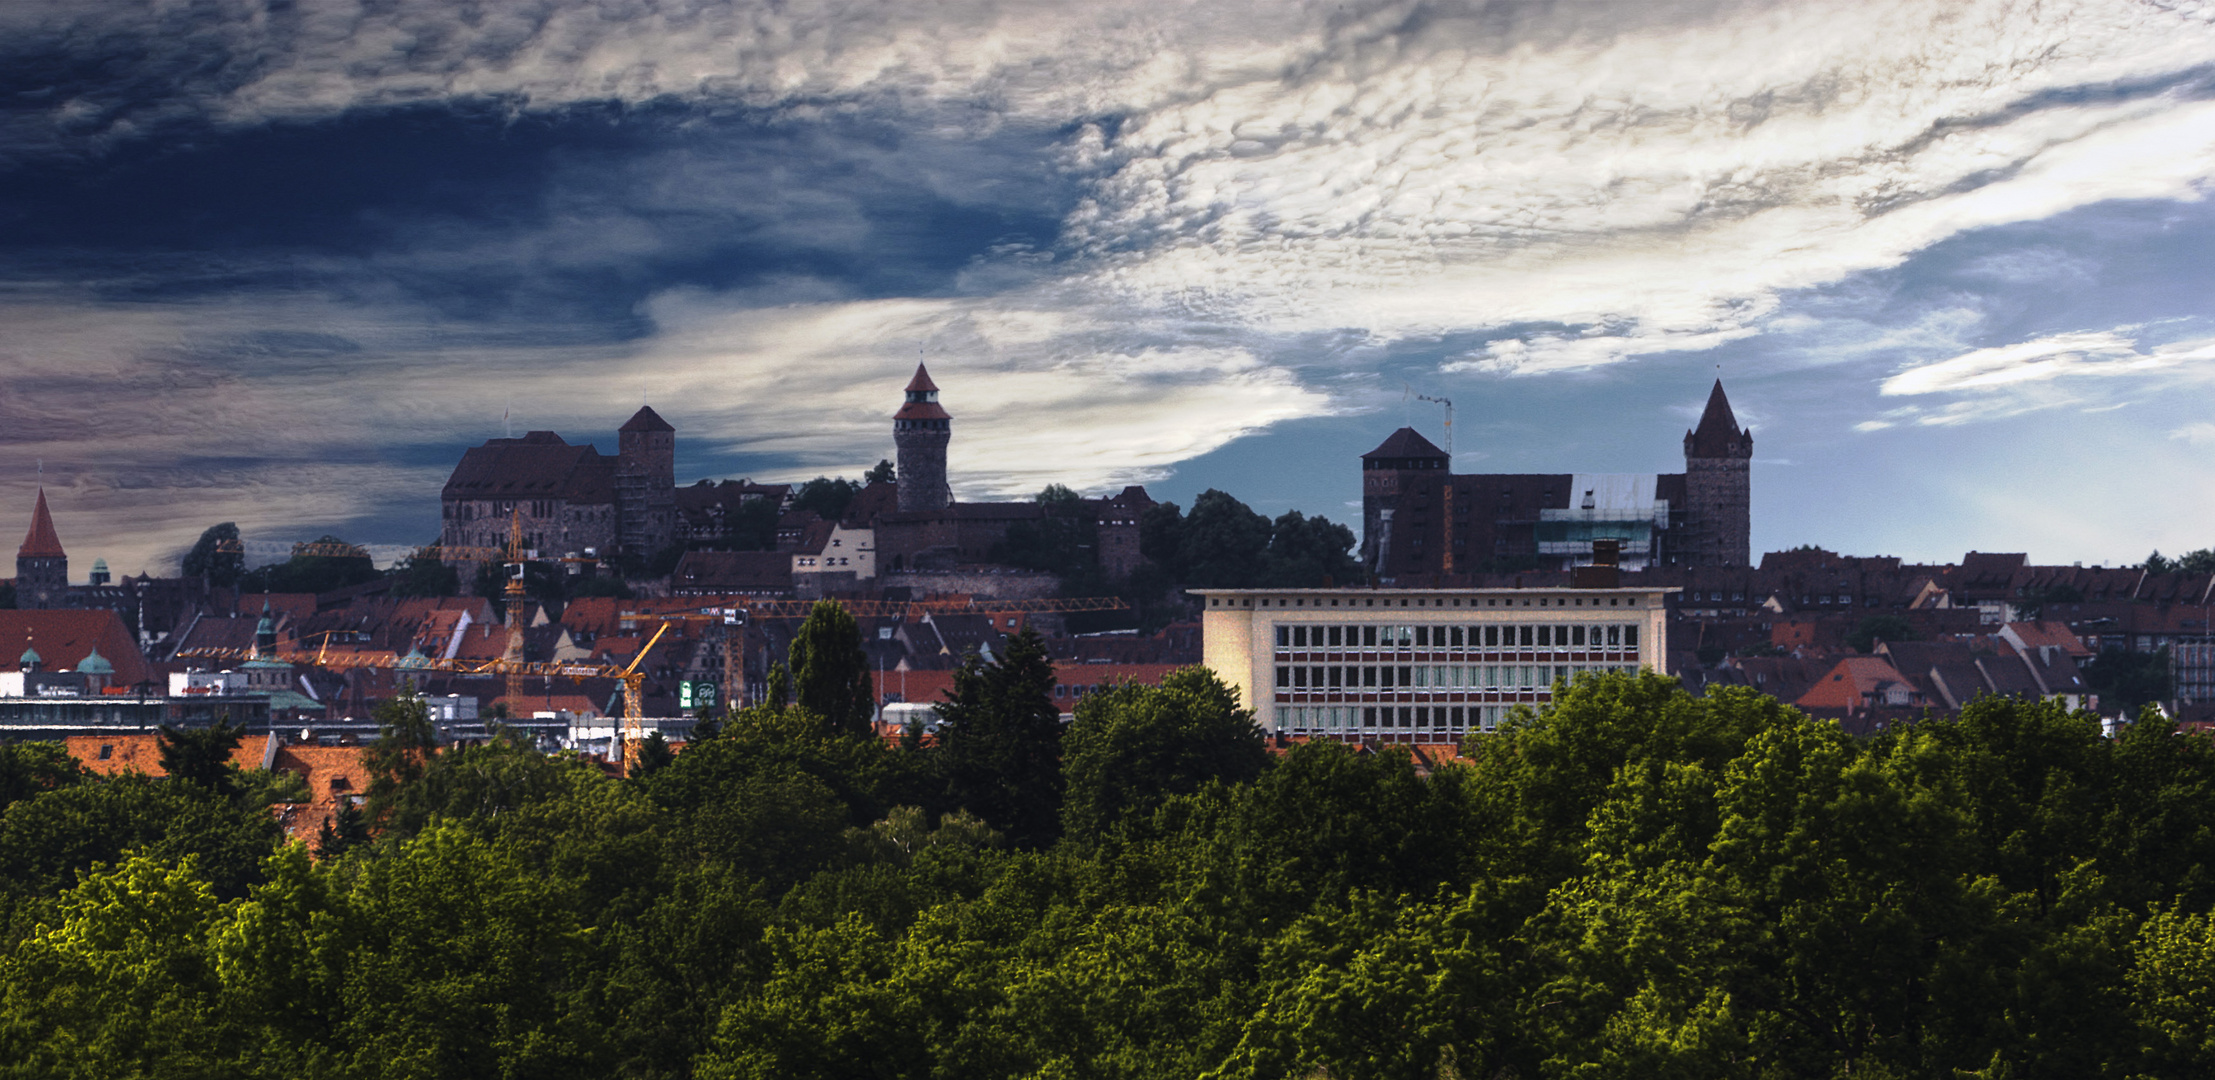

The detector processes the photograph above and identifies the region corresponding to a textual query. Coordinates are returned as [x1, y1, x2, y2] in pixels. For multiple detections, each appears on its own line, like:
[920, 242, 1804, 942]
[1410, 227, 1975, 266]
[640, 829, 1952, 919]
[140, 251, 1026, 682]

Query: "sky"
[4, 0, 2215, 576]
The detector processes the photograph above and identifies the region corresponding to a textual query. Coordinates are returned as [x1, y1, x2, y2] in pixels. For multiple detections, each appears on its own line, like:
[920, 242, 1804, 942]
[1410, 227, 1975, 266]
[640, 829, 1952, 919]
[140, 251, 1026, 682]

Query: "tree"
[364, 689, 439, 829]
[1172, 490, 1273, 587]
[721, 497, 782, 551]
[237, 535, 381, 596]
[787, 600, 875, 739]
[181, 522, 246, 588]
[991, 484, 1099, 579]
[864, 459, 897, 485]
[0, 741, 88, 813]
[387, 556, 460, 598]
[1060, 667, 1267, 841]
[791, 476, 862, 521]
[935, 628, 1064, 848]
[1848, 613, 1918, 652]
[1263, 510, 1359, 587]
[632, 731, 676, 778]
[2086, 647, 2171, 714]
[157, 718, 246, 798]
[316, 802, 371, 861]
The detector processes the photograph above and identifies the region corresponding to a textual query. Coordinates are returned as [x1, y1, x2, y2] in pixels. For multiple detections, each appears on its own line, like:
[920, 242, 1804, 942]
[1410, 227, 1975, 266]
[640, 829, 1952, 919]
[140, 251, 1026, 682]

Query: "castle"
[1361, 380, 1752, 578]
[867, 364, 1154, 577]
[439, 407, 677, 562]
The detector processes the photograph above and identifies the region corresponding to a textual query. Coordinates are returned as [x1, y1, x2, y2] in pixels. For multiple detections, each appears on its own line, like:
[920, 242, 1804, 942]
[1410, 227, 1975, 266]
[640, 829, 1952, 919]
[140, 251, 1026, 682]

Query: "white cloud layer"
[10, 1, 2215, 566]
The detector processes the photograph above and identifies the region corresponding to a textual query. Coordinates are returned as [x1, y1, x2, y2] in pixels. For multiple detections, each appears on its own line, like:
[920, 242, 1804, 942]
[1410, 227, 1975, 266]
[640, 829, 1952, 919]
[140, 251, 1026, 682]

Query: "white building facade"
[1197, 587, 1673, 742]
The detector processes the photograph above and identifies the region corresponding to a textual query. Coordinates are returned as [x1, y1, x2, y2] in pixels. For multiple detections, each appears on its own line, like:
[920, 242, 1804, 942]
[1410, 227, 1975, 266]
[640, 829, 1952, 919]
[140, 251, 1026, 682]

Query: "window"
[1276, 626, 1289, 648]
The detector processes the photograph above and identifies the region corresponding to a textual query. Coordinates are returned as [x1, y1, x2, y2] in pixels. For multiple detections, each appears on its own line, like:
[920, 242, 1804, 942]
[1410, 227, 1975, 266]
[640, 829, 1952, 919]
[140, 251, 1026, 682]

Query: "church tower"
[894, 364, 951, 513]
[1682, 380, 1752, 568]
[15, 489, 67, 610]
[616, 406, 677, 557]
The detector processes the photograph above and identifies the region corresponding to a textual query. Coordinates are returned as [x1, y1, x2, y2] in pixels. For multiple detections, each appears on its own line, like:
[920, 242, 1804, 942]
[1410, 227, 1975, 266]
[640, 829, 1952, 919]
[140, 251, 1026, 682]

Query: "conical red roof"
[1685, 380, 1750, 457]
[18, 489, 63, 559]
[905, 364, 940, 393]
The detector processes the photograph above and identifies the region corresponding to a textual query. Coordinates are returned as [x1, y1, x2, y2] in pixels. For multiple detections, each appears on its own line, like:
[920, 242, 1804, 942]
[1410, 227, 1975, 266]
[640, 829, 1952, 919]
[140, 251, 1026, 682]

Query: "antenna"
[1414, 393, 1454, 459]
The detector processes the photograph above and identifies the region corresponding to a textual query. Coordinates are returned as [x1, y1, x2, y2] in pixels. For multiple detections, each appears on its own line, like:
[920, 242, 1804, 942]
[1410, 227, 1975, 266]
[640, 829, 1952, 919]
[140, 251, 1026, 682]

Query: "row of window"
[1274, 623, 1640, 650]
[1275, 662, 1641, 691]
[1275, 704, 1513, 734]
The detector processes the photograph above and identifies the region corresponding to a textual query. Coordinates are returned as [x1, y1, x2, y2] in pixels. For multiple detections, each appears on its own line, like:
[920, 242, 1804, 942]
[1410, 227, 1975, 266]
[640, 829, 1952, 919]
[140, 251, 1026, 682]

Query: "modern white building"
[1196, 587, 1674, 742]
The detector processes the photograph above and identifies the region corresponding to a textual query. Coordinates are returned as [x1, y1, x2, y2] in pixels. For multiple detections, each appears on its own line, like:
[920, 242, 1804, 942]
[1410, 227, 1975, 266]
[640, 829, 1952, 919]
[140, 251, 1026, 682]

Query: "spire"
[255, 597, 277, 658]
[905, 363, 940, 394]
[18, 488, 63, 560]
[619, 405, 674, 433]
[1685, 380, 1751, 459]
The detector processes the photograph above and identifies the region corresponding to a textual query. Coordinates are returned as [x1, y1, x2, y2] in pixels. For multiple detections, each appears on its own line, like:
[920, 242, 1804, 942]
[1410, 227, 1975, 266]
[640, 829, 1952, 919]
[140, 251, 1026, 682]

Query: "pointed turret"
[14, 489, 67, 610]
[18, 489, 63, 560]
[1684, 380, 1751, 459]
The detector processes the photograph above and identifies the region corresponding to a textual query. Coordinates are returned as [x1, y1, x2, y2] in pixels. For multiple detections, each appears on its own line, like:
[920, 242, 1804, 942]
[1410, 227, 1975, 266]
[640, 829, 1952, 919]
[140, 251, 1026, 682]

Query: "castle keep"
[1361, 380, 1752, 579]
[440, 406, 677, 562]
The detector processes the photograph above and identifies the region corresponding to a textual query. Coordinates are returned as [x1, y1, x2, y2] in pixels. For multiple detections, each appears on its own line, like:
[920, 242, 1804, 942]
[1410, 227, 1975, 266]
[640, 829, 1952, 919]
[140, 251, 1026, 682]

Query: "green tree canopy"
[180, 522, 245, 588]
[156, 717, 246, 798]
[787, 600, 876, 739]
[1060, 667, 1267, 841]
[935, 628, 1064, 848]
[1847, 612, 1918, 652]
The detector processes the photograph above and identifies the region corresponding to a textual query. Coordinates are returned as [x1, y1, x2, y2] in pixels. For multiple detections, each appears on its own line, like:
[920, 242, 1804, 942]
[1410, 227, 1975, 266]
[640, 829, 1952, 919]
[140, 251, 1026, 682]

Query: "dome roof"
[18, 645, 40, 669]
[75, 647, 113, 675]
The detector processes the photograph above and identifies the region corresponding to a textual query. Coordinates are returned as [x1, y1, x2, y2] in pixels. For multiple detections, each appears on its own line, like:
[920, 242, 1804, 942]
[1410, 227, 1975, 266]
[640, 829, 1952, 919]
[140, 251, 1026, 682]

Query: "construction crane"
[1414, 392, 1453, 459]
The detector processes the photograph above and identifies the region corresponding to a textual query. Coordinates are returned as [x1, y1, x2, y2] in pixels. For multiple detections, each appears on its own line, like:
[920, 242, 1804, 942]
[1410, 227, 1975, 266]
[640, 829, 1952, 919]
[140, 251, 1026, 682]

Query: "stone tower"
[15, 488, 67, 610]
[1360, 428, 1449, 574]
[1682, 380, 1752, 568]
[616, 406, 677, 557]
[894, 364, 951, 513]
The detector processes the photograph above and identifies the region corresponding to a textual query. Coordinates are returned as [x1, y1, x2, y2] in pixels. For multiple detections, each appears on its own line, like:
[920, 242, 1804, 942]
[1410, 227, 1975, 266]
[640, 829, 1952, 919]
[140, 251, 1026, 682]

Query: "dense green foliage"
[2087, 646, 2172, 714]
[2143, 548, 2215, 575]
[237, 535, 382, 595]
[1142, 490, 1360, 589]
[6, 676, 2215, 1077]
[788, 600, 877, 739]
[180, 522, 246, 588]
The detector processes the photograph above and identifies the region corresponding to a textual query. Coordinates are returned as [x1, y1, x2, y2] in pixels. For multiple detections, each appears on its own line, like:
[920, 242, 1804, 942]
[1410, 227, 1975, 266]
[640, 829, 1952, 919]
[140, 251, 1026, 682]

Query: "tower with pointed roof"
[1361, 428, 1450, 574]
[616, 405, 678, 558]
[15, 489, 67, 611]
[1682, 380, 1753, 568]
[894, 364, 952, 513]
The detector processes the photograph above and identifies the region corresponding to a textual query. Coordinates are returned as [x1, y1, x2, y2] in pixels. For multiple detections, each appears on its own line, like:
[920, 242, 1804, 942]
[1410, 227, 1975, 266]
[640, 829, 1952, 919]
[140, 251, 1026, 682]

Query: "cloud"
[2174, 422, 2215, 446]
[1884, 329, 2215, 395]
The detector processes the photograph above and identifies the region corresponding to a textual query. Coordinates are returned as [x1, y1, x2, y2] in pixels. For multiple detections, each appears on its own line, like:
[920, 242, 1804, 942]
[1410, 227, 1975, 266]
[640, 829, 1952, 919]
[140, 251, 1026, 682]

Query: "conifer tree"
[787, 600, 874, 738]
[935, 628, 1063, 847]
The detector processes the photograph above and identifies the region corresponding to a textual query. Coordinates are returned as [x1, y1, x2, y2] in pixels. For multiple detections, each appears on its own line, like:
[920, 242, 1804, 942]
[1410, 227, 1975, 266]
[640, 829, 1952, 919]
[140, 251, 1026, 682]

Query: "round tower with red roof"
[894, 364, 952, 513]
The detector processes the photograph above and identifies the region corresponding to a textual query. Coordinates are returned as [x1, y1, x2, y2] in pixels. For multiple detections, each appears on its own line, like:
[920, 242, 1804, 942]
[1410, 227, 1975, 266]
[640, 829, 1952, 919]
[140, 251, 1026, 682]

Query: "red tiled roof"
[0, 610, 151, 687]
[1796, 656, 1919, 711]
[904, 363, 939, 393]
[18, 488, 63, 559]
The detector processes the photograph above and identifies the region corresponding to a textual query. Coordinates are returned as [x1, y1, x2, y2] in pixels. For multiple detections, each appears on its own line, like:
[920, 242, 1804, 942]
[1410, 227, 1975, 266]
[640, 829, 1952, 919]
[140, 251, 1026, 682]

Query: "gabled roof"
[0, 610, 150, 687]
[1685, 381, 1750, 457]
[1362, 428, 1448, 462]
[441, 433, 616, 502]
[18, 488, 63, 559]
[619, 405, 675, 433]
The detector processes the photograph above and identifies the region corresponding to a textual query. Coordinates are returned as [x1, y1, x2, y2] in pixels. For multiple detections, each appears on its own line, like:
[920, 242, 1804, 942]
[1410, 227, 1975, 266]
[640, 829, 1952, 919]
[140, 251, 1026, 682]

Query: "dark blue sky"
[4, 0, 2214, 573]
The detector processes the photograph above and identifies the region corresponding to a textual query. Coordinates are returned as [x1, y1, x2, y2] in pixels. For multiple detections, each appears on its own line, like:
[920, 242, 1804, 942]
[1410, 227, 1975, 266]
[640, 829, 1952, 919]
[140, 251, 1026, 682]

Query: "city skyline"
[6, 1, 2215, 575]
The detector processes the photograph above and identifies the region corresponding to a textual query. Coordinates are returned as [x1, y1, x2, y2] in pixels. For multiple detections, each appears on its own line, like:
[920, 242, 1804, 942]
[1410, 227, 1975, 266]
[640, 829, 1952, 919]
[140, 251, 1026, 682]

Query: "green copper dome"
[75, 648, 113, 675]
